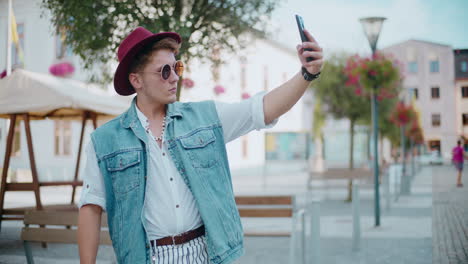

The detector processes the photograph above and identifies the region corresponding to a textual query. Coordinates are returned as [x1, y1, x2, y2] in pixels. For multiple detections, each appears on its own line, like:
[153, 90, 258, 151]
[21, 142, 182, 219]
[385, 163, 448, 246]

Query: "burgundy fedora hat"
[114, 27, 182, 96]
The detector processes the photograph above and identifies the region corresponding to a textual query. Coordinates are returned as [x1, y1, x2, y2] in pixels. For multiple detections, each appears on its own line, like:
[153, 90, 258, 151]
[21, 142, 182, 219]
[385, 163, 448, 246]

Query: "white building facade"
[0, 0, 312, 181]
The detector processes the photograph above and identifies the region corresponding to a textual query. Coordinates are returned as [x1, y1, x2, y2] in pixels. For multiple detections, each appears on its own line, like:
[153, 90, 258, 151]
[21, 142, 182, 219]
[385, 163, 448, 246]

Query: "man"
[452, 140, 465, 187]
[77, 26, 323, 264]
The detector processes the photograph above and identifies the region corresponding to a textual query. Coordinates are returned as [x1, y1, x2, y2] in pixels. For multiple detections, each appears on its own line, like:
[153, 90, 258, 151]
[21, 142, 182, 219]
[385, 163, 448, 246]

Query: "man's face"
[133, 49, 179, 105]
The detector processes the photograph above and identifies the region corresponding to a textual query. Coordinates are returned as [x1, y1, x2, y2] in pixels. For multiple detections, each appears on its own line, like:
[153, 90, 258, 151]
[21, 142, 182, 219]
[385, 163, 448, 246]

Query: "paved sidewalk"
[0, 164, 434, 263]
[432, 165, 468, 263]
[234, 165, 433, 264]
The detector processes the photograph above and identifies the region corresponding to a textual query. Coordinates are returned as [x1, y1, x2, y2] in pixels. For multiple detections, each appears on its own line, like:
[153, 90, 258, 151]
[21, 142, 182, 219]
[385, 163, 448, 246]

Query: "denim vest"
[90, 98, 244, 264]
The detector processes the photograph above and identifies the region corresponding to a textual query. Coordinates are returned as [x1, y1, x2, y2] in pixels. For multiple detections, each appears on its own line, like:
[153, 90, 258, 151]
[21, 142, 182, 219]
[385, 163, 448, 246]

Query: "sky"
[269, 0, 468, 55]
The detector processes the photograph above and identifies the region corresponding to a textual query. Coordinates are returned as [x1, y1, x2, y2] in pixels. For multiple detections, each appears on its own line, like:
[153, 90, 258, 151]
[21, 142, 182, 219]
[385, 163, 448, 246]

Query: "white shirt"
[78, 92, 277, 240]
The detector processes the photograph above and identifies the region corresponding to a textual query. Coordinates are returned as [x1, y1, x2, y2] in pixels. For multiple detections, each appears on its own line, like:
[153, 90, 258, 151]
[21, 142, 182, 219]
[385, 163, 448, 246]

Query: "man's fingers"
[305, 59, 324, 67]
[302, 51, 323, 60]
[302, 42, 322, 51]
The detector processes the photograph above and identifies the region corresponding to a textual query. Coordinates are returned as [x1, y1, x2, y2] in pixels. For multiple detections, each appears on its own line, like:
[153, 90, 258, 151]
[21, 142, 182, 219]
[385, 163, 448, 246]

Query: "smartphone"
[295, 14, 314, 62]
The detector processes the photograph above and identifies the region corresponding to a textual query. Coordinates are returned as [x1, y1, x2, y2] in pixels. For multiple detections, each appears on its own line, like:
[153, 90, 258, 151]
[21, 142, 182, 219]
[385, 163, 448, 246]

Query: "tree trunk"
[346, 119, 355, 202]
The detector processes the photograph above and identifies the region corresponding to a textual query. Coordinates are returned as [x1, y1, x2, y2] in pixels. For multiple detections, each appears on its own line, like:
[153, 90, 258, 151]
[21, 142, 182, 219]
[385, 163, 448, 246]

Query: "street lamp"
[360, 16, 386, 227]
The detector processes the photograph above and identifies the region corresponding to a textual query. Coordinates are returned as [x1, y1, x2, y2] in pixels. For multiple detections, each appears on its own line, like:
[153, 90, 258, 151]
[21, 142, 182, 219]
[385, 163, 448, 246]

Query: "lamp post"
[359, 16, 386, 227]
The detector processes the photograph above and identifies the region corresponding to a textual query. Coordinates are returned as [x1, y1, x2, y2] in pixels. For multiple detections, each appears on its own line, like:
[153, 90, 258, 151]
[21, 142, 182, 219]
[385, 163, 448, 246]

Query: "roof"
[384, 39, 452, 50]
[0, 69, 130, 120]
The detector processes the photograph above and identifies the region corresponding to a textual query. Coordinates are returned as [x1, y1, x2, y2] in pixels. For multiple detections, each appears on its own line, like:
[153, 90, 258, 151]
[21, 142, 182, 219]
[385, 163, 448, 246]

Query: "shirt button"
[176, 205, 179, 208]
[162, 153, 166, 156]
[170, 178, 173, 181]
[86, 184, 89, 188]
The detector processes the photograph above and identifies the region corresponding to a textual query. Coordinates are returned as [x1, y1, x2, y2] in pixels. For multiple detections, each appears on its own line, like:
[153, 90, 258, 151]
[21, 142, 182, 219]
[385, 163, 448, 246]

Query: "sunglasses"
[140, 60, 184, 80]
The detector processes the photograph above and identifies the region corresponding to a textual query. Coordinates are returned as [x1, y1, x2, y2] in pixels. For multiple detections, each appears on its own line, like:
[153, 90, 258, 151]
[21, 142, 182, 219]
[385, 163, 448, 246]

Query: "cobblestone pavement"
[432, 165, 468, 264]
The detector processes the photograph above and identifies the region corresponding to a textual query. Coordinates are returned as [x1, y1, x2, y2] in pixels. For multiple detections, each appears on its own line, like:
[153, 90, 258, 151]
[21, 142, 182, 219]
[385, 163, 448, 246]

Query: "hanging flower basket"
[182, 78, 195, 89]
[344, 52, 402, 98]
[213, 85, 225, 95]
[390, 102, 414, 126]
[49, 62, 75, 77]
[241, 92, 251, 99]
[406, 119, 424, 143]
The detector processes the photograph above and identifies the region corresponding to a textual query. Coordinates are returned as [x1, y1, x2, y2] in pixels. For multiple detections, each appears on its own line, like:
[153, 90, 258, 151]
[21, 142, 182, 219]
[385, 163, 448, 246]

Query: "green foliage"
[312, 97, 326, 140]
[313, 53, 371, 124]
[41, 0, 279, 84]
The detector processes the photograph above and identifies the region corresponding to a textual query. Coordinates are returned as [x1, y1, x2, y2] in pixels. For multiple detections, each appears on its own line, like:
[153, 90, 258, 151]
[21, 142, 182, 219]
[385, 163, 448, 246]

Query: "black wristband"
[302, 67, 320, 82]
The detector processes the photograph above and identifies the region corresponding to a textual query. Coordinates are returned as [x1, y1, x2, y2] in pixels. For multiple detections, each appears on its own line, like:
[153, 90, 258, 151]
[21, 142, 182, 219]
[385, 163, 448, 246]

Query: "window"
[432, 114, 441, 127]
[462, 87, 468, 98]
[431, 87, 440, 99]
[55, 28, 73, 59]
[12, 23, 24, 68]
[463, 114, 468, 126]
[461, 61, 468, 73]
[430, 60, 439, 73]
[428, 140, 441, 152]
[410, 88, 418, 99]
[54, 120, 72, 156]
[408, 61, 418, 73]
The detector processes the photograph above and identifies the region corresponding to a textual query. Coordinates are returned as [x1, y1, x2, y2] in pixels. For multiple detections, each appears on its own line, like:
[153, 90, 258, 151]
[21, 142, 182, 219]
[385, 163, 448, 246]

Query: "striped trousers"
[150, 236, 210, 264]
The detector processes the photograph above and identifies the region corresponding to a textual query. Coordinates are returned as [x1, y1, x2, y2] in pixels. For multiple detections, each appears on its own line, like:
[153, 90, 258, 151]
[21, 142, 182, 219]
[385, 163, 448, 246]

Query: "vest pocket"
[105, 150, 141, 198]
[179, 129, 219, 168]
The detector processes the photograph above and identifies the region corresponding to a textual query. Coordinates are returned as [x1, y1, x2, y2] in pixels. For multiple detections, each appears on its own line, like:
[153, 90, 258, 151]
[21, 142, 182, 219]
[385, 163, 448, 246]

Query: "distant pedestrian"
[452, 140, 465, 187]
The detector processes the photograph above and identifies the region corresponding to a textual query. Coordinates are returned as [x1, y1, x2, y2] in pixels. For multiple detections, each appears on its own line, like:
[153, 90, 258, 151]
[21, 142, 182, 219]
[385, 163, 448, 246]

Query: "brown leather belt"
[151, 225, 205, 247]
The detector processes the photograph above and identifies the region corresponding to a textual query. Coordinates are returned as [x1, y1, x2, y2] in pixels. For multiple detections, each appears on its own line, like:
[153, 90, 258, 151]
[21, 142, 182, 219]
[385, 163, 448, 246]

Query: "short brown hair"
[128, 37, 180, 74]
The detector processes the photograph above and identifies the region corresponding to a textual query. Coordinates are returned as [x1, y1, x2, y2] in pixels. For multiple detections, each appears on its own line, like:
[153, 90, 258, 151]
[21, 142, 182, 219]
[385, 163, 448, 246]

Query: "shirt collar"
[134, 103, 149, 130]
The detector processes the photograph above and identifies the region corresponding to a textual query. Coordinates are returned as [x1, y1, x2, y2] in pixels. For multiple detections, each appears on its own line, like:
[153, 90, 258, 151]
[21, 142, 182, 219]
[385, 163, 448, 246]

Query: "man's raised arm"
[263, 29, 323, 125]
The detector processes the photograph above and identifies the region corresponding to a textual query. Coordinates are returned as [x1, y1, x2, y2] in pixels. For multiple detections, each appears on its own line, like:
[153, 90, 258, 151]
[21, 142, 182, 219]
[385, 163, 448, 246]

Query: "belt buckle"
[172, 236, 176, 246]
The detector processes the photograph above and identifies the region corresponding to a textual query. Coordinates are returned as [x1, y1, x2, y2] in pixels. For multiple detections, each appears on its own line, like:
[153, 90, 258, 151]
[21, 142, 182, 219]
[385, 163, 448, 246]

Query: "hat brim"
[114, 32, 181, 96]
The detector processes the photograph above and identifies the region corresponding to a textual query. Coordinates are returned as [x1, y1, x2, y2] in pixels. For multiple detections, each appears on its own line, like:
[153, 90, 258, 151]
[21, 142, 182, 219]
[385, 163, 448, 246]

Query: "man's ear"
[129, 72, 142, 91]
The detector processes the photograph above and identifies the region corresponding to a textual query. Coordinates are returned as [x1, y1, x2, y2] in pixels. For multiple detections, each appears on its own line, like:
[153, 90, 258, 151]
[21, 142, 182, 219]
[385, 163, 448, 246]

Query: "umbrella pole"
[0, 114, 17, 232]
[71, 112, 88, 204]
[23, 114, 43, 211]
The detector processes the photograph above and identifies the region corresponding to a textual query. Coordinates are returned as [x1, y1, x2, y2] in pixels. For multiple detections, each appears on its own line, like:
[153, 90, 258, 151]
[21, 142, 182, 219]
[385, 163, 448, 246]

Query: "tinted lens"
[174, 61, 184, 77]
[161, 64, 171, 80]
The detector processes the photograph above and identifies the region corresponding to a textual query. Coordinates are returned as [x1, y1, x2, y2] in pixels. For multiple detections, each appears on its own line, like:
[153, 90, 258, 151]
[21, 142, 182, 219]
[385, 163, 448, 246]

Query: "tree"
[344, 52, 403, 168]
[313, 53, 371, 201]
[41, 0, 279, 99]
[314, 52, 402, 201]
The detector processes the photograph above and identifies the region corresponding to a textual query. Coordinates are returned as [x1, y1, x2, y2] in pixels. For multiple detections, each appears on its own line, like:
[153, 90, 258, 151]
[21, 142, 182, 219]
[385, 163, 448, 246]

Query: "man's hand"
[263, 29, 324, 125]
[296, 29, 323, 75]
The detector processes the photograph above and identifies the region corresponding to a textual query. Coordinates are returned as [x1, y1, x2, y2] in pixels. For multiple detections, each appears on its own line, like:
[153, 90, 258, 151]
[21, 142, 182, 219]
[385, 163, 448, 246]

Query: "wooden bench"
[235, 195, 296, 237]
[20, 197, 299, 262]
[21, 210, 111, 264]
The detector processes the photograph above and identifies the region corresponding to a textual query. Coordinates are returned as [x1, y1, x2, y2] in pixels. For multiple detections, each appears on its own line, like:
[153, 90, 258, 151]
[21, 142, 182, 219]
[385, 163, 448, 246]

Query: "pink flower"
[369, 70, 377, 76]
[241, 92, 250, 99]
[182, 78, 195, 88]
[49, 62, 75, 77]
[354, 87, 363, 96]
[214, 85, 225, 95]
[346, 74, 359, 86]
